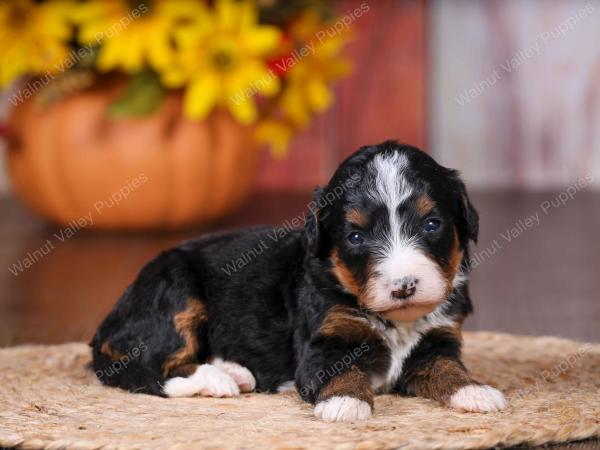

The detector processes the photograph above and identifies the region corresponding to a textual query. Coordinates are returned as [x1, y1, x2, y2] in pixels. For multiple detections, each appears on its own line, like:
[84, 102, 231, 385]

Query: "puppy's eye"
[347, 232, 364, 245]
[423, 218, 441, 233]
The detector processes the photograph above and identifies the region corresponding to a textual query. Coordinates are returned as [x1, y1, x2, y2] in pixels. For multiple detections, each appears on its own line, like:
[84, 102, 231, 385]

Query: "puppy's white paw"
[314, 396, 372, 422]
[197, 365, 240, 397]
[164, 364, 240, 398]
[164, 375, 198, 398]
[211, 358, 256, 393]
[450, 384, 507, 413]
[276, 380, 296, 393]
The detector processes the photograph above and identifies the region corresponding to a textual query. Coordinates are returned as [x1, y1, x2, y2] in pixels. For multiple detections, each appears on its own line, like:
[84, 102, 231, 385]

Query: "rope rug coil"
[0, 332, 599, 450]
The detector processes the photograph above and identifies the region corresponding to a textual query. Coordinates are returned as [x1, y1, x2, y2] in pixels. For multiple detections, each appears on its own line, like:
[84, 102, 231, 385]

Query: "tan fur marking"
[330, 249, 360, 296]
[444, 229, 464, 289]
[410, 327, 472, 404]
[162, 298, 208, 377]
[319, 305, 381, 343]
[417, 194, 436, 217]
[413, 357, 473, 404]
[100, 341, 124, 361]
[318, 366, 374, 408]
[345, 208, 368, 228]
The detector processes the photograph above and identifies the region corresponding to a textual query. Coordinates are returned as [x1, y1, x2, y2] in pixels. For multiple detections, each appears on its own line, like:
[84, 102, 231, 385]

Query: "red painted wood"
[255, 0, 427, 191]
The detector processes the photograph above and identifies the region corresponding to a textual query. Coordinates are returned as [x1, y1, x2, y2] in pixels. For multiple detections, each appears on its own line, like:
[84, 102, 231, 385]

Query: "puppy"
[91, 141, 507, 422]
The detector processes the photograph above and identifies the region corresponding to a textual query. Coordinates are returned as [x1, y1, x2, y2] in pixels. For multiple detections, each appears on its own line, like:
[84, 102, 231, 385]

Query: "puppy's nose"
[391, 276, 418, 299]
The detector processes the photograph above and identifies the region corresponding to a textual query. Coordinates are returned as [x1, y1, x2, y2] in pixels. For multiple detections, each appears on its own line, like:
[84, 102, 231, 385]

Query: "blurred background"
[0, 0, 599, 349]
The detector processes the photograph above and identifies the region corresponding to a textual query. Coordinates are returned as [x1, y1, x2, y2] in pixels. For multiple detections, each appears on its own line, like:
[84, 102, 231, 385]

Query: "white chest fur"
[370, 322, 422, 393]
[369, 306, 456, 394]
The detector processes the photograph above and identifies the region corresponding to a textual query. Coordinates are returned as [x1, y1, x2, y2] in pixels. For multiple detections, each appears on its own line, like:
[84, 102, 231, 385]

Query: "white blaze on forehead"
[368, 152, 412, 251]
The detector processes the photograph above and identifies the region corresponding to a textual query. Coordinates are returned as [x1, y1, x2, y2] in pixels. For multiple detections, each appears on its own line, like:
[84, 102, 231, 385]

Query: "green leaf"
[108, 70, 165, 118]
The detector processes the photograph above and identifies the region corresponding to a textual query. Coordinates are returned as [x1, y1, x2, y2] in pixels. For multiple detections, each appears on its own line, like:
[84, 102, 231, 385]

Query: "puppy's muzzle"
[391, 276, 418, 300]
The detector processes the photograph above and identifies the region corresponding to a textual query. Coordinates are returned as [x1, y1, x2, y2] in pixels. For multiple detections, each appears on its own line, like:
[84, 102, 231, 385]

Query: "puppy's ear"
[451, 173, 479, 245]
[304, 187, 325, 256]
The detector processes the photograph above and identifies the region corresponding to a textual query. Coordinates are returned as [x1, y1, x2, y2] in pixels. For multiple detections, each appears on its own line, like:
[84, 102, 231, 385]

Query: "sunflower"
[75, 0, 205, 74]
[254, 11, 351, 155]
[0, 0, 74, 87]
[162, 0, 282, 124]
[278, 11, 352, 128]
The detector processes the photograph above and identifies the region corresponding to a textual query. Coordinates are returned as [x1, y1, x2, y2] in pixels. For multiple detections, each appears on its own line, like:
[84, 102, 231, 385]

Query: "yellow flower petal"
[147, 27, 174, 69]
[256, 120, 294, 158]
[173, 23, 209, 48]
[256, 71, 280, 97]
[0, 0, 74, 85]
[240, 26, 281, 57]
[0, 56, 27, 86]
[318, 36, 349, 58]
[75, 2, 127, 44]
[306, 77, 333, 112]
[237, 1, 258, 31]
[75, 0, 202, 74]
[122, 35, 145, 73]
[161, 65, 189, 88]
[215, 0, 239, 32]
[289, 9, 321, 42]
[280, 85, 311, 127]
[228, 62, 280, 98]
[184, 72, 220, 120]
[96, 40, 122, 72]
[227, 92, 257, 124]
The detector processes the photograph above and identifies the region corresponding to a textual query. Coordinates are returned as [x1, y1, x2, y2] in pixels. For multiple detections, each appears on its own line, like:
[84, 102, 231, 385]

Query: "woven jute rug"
[0, 332, 599, 450]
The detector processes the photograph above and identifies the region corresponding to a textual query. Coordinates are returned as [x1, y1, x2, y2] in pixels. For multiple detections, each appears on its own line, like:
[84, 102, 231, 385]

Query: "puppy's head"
[305, 141, 478, 322]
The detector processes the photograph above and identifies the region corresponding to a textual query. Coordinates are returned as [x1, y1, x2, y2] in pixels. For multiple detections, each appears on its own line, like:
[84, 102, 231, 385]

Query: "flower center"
[211, 50, 236, 71]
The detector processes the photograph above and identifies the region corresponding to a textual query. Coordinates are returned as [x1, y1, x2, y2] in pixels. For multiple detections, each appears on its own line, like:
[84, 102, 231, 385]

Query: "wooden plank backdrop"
[430, 0, 600, 189]
[255, 0, 427, 191]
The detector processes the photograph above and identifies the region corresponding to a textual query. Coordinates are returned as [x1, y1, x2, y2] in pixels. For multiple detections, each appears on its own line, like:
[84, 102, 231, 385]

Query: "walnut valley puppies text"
[229, 2, 369, 107]
[219, 174, 361, 276]
[7, 173, 148, 276]
[299, 343, 371, 398]
[454, 3, 595, 106]
[8, 3, 149, 108]
[467, 173, 594, 270]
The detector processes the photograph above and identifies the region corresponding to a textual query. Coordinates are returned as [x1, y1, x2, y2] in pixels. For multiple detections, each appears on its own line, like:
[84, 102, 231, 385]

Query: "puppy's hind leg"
[92, 249, 210, 396]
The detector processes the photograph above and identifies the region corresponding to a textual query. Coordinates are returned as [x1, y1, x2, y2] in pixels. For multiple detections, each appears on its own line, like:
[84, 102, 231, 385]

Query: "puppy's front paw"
[314, 396, 372, 422]
[449, 384, 507, 413]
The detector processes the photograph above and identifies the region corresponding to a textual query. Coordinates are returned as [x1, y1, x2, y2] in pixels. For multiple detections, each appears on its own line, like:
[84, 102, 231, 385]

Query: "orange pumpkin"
[5, 79, 261, 230]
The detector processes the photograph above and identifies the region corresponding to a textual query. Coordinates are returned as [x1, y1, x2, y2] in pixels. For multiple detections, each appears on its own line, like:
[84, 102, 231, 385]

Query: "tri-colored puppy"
[91, 141, 507, 422]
